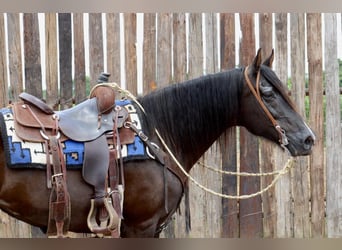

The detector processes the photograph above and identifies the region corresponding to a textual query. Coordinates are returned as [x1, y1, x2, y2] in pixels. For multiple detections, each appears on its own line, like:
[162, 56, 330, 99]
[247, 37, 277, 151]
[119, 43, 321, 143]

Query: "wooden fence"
[0, 13, 341, 238]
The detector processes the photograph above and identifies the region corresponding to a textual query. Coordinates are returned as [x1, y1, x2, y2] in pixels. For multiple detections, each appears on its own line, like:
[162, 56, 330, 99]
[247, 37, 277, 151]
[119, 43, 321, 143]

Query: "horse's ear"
[263, 49, 274, 68]
[250, 48, 262, 74]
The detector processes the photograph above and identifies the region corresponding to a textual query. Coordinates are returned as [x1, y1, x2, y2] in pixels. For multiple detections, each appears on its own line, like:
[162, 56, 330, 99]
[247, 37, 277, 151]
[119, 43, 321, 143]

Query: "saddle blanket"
[0, 100, 149, 170]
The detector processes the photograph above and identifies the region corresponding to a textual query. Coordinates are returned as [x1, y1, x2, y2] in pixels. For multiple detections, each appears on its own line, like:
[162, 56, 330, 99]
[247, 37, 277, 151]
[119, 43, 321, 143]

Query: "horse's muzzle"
[286, 131, 315, 156]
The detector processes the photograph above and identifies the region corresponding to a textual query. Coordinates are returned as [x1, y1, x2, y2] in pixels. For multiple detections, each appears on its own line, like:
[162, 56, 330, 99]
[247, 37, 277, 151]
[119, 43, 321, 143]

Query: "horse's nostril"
[304, 135, 315, 147]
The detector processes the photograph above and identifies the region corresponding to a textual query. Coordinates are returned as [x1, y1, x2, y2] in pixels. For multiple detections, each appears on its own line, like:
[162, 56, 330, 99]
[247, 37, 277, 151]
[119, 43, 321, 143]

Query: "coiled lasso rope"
[105, 82, 295, 199]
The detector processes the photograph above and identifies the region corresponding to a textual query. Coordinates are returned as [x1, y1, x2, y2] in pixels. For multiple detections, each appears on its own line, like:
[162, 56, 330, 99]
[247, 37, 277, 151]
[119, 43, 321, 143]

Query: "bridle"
[244, 66, 289, 149]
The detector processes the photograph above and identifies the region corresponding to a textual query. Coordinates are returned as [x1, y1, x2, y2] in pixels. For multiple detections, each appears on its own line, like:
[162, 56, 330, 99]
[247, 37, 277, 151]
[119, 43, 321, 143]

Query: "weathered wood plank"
[155, 13, 173, 238]
[202, 12, 221, 237]
[220, 13, 236, 70]
[187, 13, 206, 238]
[0, 213, 32, 238]
[204, 13, 218, 73]
[73, 13, 86, 104]
[142, 13, 156, 94]
[188, 13, 203, 78]
[172, 13, 186, 83]
[106, 13, 121, 84]
[258, 13, 276, 238]
[306, 13, 325, 237]
[23, 13, 42, 97]
[0, 13, 8, 106]
[58, 13, 72, 109]
[45, 13, 58, 109]
[274, 13, 293, 238]
[0, 15, 11, 238]
[124, 13, 137, 95]
[290, 13, 311, 238]
[7, 13, 23, 102]
[89, 13, 104, 88]
[324, 13, 342, 237]
[156, 13, 172, 89]
[170, 13, 188, 238]
[220, 13, 239, 238]
[239, 13, 263, 238]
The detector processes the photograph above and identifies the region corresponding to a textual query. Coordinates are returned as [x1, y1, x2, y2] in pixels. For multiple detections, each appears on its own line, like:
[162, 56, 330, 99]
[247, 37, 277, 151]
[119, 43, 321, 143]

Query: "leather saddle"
[13, 92, 132, 143]
[12, 89, 134, 237]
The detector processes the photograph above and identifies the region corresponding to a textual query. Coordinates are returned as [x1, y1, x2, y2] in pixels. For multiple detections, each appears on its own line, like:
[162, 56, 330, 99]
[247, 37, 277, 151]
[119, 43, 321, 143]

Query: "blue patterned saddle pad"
[0, 100, 149, 170]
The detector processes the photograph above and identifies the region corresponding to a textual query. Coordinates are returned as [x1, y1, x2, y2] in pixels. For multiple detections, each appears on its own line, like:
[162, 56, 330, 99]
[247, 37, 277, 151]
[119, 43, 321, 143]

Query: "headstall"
[243, 66, 289, 149]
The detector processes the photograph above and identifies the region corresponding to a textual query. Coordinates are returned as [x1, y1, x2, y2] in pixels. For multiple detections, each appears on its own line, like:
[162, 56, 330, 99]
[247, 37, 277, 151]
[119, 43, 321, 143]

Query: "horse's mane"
[138, 68, 244, 157]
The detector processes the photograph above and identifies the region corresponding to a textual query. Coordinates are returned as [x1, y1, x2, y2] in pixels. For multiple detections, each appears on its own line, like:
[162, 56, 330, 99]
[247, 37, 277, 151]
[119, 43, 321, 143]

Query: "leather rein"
[244, 66, 289, 149]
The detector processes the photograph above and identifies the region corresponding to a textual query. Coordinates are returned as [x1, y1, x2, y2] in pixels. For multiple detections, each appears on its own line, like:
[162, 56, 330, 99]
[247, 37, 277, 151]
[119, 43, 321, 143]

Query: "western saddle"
[12, 73, 134, 237]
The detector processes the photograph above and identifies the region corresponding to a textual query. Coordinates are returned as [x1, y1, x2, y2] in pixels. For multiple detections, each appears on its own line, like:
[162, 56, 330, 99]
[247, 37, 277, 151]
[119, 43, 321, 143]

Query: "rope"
[197, 161, 285, 176]
[156, 129, 294, 199]
[105, 82, 295, 200]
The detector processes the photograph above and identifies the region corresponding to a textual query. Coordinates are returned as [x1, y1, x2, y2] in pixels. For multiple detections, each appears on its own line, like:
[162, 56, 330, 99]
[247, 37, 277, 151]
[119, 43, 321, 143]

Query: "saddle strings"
[105, 82, 295, 200]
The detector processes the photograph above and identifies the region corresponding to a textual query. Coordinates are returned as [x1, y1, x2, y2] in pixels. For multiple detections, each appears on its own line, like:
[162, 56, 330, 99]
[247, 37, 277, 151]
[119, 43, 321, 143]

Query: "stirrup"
[87, 197, 120, 236]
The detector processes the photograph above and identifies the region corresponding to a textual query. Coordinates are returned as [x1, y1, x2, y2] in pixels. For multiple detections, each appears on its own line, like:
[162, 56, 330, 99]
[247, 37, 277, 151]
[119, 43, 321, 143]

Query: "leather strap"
[47, 135, 71, 238]
[124, 121, 166, 165]
[123, 121, 172, 213]
[244, 66, 289, 148]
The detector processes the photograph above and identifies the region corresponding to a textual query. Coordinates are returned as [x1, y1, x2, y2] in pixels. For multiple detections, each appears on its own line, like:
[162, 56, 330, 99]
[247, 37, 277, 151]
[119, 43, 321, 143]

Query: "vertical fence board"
[106, 13, 121, 84]
[89, 13, 104, 88]
[239, 13, 263, 238]
[290, 13, 311, 238]
[220, 13, 239, 238]
[274, 13, 292, 238]
[325, 13, 342, 237]
[156, 13, 174, 238]
[307, 13, 325, 237]
[45, 13, 58, 109]
[155, 13, 173, 238]
[173, 13, 187, 83]
[188, 14, 203, 78]
[171, 13, 188, 238]
[124, 13, 137, 95]
[156, 13, 172, 89]
[0, 14, 9, 236]
[23, 13, 42, 97]
[58, 13, 72, 109]
[73, 13, 86, 104]
[0, 14, 8, 106]
[187, 13, 206, 237]
[202, 13, 222, 237]
[143, 13, 156, 94]
[258, 13, 276, 238]
[205, 13, 218, 73]
[7, 13, 23, 102]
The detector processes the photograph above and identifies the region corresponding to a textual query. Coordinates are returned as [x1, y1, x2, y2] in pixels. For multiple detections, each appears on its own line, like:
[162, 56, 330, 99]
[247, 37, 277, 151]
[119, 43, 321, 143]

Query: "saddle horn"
[90, 72, 116, 114]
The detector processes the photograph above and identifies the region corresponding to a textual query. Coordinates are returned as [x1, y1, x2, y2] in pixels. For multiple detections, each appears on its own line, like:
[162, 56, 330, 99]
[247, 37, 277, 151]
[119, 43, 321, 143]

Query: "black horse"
[0, 49, 315, 237]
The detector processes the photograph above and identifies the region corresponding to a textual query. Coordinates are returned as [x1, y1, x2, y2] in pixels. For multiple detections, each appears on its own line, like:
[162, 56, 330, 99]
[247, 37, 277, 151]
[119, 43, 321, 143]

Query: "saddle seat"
[57, 97, 115, 142]
[14, 92, 121, 142]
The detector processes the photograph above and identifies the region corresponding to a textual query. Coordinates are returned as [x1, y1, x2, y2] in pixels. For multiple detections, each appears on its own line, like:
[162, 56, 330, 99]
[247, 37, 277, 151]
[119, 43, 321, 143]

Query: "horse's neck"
[141, 69, 242, 171]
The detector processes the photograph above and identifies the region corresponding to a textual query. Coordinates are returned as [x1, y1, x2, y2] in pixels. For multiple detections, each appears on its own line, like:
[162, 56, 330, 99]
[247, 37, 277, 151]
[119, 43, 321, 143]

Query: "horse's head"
[239, 48, 315, 156]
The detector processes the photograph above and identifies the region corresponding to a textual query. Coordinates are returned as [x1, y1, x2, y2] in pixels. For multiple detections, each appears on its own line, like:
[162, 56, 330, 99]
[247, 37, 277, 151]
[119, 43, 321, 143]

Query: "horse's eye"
[263, 91, 275, 100]
[260, 86, 275, 100]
